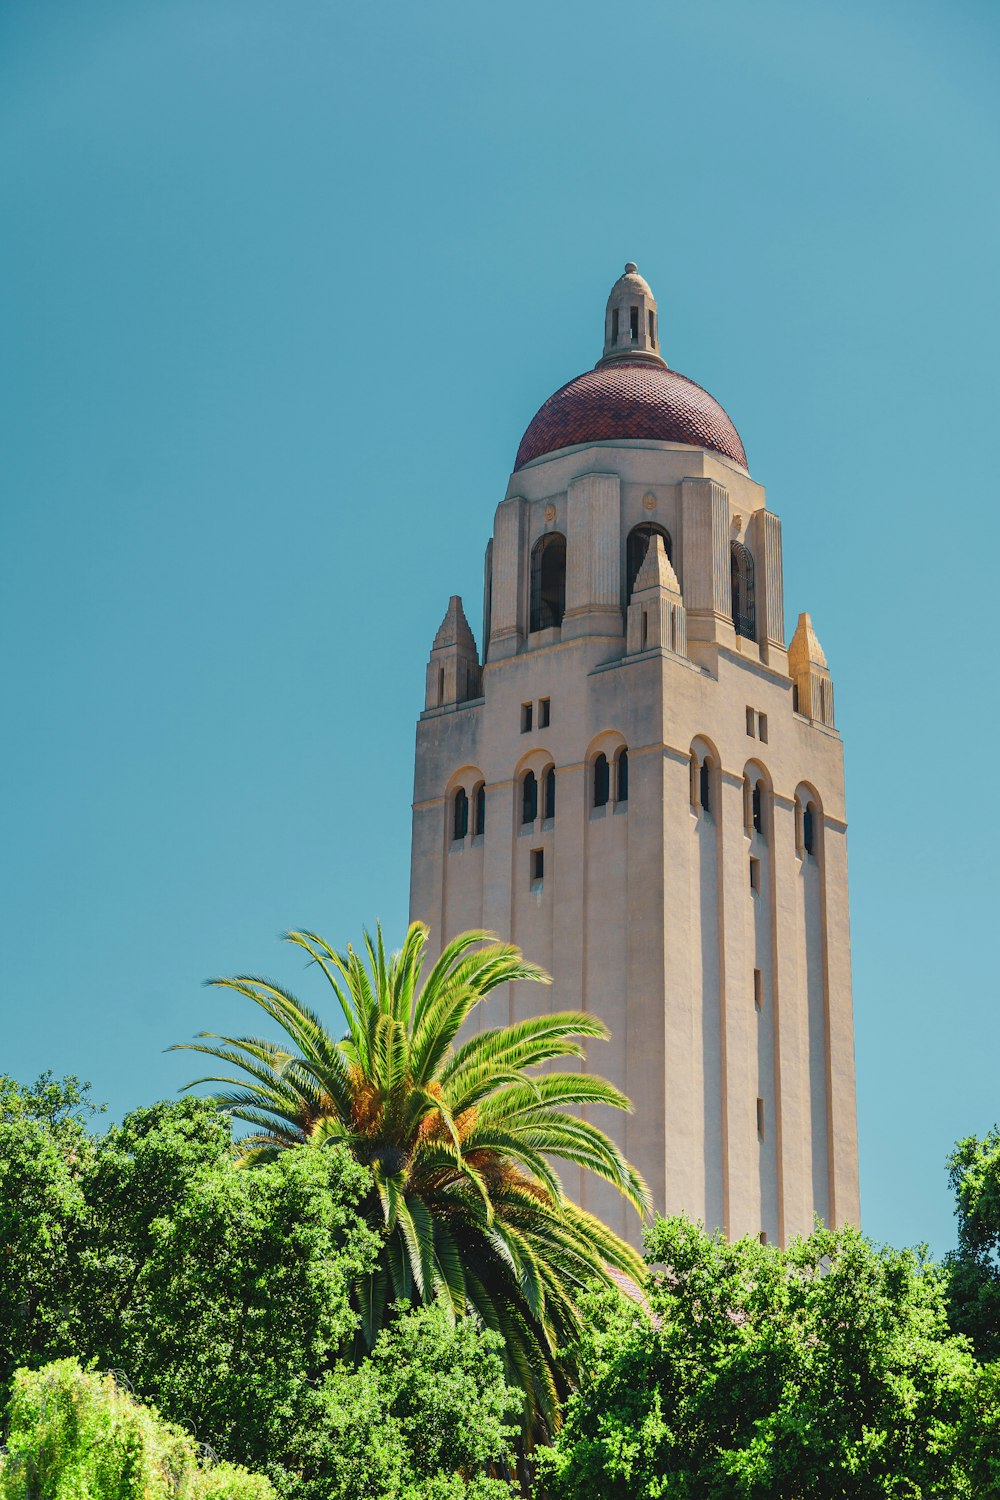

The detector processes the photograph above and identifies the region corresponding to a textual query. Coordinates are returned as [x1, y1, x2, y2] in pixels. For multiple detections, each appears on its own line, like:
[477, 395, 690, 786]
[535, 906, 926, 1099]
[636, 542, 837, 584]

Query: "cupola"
[599, 262, 664, 367]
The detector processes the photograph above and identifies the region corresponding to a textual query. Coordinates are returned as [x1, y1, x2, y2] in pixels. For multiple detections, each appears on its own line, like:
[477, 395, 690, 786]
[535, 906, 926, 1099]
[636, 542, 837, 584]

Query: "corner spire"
[598, 261, 666, 369]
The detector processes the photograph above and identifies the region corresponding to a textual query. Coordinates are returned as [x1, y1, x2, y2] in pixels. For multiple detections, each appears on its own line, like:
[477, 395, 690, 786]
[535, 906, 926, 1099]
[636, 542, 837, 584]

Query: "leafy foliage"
[946, 1127, 1000, 1363]
[536, 1215, 999, 1499]
[299, 1301, 519, 1500]
[0, 1358, 274, 1499]
[175, 921, 651, 1437]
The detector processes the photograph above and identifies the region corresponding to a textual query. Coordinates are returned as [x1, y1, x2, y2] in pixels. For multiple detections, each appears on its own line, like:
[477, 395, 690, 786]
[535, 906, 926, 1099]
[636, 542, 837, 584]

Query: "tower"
[409, 264, 859, 1246]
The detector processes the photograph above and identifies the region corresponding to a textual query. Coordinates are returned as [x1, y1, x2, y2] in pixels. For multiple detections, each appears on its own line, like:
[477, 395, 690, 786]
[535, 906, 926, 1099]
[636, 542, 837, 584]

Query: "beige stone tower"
[409, 263, 860, 1247]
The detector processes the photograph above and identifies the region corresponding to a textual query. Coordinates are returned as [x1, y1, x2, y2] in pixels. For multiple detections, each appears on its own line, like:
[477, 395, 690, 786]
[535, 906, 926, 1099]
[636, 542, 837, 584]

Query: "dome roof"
[514, 262, 747, 472]
[514, 359, 748, 471]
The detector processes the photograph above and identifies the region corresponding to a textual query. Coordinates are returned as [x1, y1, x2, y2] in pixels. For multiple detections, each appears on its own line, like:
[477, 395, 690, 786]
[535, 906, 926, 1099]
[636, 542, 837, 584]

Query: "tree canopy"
[537, 1215, 1000, 1499]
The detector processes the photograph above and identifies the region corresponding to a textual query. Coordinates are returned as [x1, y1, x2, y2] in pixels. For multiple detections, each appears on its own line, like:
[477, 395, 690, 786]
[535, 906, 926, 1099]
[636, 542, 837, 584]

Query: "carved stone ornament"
[544, 502, 557, 523]
[642, 491, 656, 512]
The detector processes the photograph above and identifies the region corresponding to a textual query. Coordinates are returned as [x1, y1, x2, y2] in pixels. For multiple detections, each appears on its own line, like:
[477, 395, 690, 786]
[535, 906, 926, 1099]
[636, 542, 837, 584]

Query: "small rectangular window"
[758, 712, 768, 744]
[648, 309, 655, 346]
[538, 697, 550, 728]
[521, 702, 532, 733]
[530, 848, 544, 886]
[756, 1097, 765, 1140]
[438, 667, 445, 706]
[746, 705, 755, 737]
[629, 305, 639, 341]
[749, 855, 761, 893]
[753, 968, 763, 1011]
[641, 610, 648, 649]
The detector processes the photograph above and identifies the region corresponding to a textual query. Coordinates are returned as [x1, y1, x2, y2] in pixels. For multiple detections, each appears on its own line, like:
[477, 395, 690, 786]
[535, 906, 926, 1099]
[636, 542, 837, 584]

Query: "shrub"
[0, 1358, 275, 1499]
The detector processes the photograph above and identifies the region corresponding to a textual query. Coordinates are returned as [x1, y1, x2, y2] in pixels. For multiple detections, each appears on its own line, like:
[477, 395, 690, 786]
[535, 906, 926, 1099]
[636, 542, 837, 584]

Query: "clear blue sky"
[2, 0, 997, 1257]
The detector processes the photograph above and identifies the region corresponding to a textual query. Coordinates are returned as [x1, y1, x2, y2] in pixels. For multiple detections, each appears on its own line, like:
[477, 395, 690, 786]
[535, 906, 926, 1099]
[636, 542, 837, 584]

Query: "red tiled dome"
[514, 359, 747, 471]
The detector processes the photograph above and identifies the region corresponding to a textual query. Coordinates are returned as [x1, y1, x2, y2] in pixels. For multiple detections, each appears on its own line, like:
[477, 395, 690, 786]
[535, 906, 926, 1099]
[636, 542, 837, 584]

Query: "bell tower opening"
[530, 532, 566, 631]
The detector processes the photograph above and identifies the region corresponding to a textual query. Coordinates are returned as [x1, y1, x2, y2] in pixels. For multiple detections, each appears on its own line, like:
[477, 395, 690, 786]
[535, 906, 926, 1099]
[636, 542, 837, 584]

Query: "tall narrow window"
[522, 770, 538, 825]
[746, 705, 756, 737]
[474, 784, 486, 837]
[803, 801, 816, 856]
[538, 697, 550, 728]
[616, 749, 629, 803]
[758, 712, 768, 744]
[756, 1097, 766, 1140]
[648, 309, 656, 346]
[629, 305, 639, 341]
[530, 533, 567, 632]
[453, 787, 469, 842]
[544, 766, 556, 821]
[626, 523, 672, 600]
[437, 667, 445, 706]
[530, 848, 544, 886]
[521, 702, 533, 733]
[752, 782, 763, 835]
[611, 308, 619, 344]
[753, 968, 763, 1012]
[730, 541, 756, 640]
[749, 855, 761, 892]
[593, 753, 610, 808]
[699, 759, 711, 815]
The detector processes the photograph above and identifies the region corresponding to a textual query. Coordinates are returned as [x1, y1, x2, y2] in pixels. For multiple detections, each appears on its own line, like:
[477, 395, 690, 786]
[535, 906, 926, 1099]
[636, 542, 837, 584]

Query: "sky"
[2, 0, 998, 1257]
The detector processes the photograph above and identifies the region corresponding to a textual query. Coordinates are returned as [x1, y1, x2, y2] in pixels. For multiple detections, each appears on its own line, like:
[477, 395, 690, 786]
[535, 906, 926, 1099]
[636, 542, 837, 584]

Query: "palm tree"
[174, 921, 650, 1438]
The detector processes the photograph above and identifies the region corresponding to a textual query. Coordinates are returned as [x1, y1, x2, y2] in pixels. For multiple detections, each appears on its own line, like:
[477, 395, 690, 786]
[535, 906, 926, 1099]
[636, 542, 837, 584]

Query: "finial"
[625, 261, 638, 274]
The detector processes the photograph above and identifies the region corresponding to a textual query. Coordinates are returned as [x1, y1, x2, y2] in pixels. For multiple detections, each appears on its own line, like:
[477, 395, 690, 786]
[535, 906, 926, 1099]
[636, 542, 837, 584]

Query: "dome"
[514, 262, 747, 471]
[514, 360, 748, 470]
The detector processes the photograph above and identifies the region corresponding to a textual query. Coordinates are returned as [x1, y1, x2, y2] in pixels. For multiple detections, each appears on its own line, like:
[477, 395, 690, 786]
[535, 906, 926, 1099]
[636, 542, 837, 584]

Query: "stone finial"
[632, 533, 681, 597]
[788, 612, 834, 727]
[599, 261, 666, 368]
[432, 595, 477, 653]
[426, 595, 481, 711]
[788, 612, 828, 673]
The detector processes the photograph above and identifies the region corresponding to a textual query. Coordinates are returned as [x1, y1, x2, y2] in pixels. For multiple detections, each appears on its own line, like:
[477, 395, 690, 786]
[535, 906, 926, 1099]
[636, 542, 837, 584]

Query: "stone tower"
[409, 263, 859, 1246]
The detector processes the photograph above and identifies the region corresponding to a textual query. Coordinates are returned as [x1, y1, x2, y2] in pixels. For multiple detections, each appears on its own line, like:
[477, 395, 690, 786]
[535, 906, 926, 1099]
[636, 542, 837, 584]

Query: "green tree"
[175, 921, 650, 1438]
[946, 1127, 1000, 1363]
[301, 1301, 518, 1500]
[0, 1093, 382, 1497]
[536, 1214, 999, 1499]
[0, 1358, 275, 1500]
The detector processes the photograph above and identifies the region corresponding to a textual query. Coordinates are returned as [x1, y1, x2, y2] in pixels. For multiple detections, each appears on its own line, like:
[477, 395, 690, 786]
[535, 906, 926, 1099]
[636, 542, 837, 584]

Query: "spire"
[788, 612, 834, 727]
[425, 596, 481, 711]
[598, 261, 666, 368]
[626, 535, 687, 658]
[633, 532, 681, 596]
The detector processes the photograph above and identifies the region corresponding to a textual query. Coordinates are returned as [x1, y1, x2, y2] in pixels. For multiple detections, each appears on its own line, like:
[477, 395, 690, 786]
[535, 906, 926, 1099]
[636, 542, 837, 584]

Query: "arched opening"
[616, 748, 629, 803]
[522, 770, 538, 825]
[803, 801, 817, 857]
[453, 787, 469, 842]
[730, 541, 756, 640]
[626, 523, 673, 600]
[593, 753, 610, 808]
[752, 782, 763, 835]
[530, 533, 567, 632]
[474, 784, 486, 837]
[544, 766, 556, 821]
[700, 758, 712, 816]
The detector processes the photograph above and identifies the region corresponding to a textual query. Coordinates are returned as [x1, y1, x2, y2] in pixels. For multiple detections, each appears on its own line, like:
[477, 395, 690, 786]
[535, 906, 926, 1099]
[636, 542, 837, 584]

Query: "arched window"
[453, 787, 469, 841]
[752, 782, 763, 835]
[803, 801, 816, 856]
[730, 541, 756, 640]
[522, 770, 538, 825]
[474, 784, 486, 837]
[544, 766, 556, 821]
[530, 533, 567, 632]
[593, 753, 610, 808]
[616, 749, 629, 803]
[626, 523, 673, 600]
[699, 758, 712, 816]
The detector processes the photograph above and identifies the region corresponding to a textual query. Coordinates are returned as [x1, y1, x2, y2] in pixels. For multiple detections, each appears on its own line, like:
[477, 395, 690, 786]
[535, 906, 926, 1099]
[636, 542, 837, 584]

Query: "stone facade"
[409, 266, 860, 1247]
